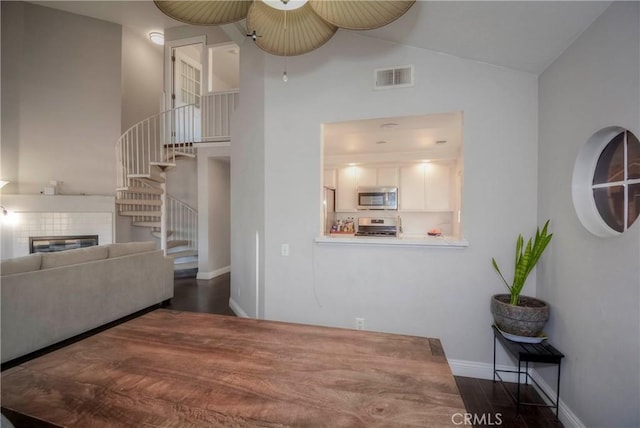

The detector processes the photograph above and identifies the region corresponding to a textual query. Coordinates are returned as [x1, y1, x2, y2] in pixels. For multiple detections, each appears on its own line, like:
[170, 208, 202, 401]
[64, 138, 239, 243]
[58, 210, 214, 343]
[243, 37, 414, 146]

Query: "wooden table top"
[2, 310, 466, 427]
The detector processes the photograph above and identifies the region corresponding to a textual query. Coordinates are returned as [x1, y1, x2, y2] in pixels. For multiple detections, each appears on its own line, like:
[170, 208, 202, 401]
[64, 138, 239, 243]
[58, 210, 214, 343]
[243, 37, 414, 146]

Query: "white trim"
[229, 297, 249, 318]
[572, 126, 626, 237]
[255, 231, 260, 319]
[164, 35, 207, 111]
[529, 370, 586, 428]
[196, 265, 230, 280]
[448, 359, 585, 428]
[448, 358, 523, 383]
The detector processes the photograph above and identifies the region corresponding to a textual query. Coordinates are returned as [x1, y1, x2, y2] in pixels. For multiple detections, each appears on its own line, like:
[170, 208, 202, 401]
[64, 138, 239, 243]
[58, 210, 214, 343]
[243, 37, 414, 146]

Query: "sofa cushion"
[1, 253, 42, 276]
[41, 245, 109, 269]
[107, 241, 156, 258]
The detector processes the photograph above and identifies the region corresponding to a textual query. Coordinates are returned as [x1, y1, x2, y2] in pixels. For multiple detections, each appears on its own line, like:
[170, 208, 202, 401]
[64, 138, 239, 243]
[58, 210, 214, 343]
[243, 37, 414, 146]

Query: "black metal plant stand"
[492, 325, 565, 418]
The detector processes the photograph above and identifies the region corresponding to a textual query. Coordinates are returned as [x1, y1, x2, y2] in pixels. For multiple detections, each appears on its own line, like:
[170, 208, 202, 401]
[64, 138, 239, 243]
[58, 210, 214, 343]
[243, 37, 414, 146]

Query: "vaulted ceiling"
[29, 1, 611, 74]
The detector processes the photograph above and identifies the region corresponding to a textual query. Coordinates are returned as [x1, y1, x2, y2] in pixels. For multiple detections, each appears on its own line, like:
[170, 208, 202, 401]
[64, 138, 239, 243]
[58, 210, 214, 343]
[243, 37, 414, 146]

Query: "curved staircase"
[115, 91, 238, 272]
[116, 104, 199, 271]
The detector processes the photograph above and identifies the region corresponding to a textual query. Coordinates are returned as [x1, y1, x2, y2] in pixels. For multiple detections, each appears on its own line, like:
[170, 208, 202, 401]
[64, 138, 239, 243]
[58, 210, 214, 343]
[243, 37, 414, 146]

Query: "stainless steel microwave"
[357, 187, 398, 210]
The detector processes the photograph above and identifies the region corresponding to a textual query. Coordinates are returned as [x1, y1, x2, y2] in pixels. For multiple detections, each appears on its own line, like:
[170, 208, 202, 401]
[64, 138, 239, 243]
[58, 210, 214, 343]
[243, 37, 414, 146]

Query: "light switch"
[281, 243, 290, 256]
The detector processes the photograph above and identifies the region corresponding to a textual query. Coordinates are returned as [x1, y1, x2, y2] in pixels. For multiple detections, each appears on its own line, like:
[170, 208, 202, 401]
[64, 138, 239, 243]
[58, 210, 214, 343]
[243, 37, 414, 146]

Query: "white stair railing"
[167, 196, 198, 253]
[116, 104, 198, 189]
[201, 90, 239, 142]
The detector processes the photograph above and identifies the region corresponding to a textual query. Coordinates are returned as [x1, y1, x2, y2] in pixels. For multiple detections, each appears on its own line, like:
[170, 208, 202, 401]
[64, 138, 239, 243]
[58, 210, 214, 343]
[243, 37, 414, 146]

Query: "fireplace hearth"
[29, 235, 99, 254]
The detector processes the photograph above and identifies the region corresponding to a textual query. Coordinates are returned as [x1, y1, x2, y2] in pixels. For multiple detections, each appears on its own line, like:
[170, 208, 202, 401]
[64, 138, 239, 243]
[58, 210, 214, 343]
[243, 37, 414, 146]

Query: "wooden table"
[2, 310, 466, 427]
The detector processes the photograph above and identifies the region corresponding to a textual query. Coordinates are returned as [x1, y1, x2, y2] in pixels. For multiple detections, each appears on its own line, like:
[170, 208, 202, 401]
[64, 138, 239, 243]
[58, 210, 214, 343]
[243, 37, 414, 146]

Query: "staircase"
[115, 91, 238, 271]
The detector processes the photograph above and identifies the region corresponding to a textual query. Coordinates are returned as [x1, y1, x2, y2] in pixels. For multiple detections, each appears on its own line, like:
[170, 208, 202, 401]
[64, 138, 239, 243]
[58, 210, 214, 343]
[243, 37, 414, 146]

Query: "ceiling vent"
[374, 65, 414, 90]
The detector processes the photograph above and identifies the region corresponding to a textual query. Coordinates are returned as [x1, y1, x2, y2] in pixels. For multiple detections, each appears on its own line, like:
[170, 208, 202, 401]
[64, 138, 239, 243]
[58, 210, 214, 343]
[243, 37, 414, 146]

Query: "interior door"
[171, 45, 202, 143]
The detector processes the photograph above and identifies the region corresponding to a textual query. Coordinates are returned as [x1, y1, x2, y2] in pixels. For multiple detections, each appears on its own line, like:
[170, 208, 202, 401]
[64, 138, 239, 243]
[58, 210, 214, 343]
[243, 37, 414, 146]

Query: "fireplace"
[29, 235, 99, 254]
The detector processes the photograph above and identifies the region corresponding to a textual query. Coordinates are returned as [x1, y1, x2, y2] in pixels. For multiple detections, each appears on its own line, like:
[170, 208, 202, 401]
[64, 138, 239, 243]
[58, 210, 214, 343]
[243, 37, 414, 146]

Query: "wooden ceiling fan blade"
[309, 0, 415, 30]
[246, 1, 337, 56]
[154, 0, 251, 25]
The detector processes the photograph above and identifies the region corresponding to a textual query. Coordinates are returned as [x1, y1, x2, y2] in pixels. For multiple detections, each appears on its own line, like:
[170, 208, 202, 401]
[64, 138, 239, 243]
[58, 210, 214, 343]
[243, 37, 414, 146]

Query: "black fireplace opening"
[29, 235, 99, 254]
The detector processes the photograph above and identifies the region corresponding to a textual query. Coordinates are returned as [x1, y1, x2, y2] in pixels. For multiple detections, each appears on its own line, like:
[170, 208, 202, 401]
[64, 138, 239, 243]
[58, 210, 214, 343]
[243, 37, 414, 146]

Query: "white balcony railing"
[116, 90, 238, 189]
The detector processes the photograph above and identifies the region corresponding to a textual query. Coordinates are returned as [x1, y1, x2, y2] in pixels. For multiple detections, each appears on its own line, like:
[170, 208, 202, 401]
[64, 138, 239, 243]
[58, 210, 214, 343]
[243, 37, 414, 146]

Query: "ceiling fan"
[154, 0, 415, 56]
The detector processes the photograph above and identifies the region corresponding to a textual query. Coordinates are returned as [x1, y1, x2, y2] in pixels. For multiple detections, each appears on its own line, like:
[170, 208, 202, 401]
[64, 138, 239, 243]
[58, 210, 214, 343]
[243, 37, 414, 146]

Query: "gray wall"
[538, 2, 640, 427]
[232, 29, 540, 366]
[1, 2, 121, 196]
[208, 158, 230, 271]
[121, 27, 163, 132]
[119, 26, 164, 243]
[230, 42, 266, 317]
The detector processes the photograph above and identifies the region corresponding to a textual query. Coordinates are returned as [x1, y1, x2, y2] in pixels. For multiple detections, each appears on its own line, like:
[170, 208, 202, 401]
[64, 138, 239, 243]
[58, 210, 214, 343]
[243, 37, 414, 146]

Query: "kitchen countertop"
[316, 233, 469, 248]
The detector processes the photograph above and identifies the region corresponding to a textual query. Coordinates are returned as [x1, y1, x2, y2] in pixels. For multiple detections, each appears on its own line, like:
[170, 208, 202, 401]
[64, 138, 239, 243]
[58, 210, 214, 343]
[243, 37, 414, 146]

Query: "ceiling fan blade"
[154, 0, 251, 25]
[246, 1, 337, 56]
[309, 0, 415, 30]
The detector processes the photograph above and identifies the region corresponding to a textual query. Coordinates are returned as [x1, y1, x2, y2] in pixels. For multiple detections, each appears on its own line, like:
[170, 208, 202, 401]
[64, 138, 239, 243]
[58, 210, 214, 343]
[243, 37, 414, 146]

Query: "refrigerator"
[323, 187, 336, 234]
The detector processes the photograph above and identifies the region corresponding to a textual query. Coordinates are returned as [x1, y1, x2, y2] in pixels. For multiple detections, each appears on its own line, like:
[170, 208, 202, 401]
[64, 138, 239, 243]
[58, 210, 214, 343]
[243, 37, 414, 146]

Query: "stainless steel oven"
[357, 187, 398, 210]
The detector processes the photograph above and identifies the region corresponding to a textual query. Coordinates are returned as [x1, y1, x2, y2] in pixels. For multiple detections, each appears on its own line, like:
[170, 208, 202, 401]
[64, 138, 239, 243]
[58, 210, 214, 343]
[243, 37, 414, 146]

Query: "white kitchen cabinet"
[399, 164, 426, 211]
[337, 167, 358, 211]
[323, 168, 336, 189]
[425, 163, 451, 211]
[357, 167, 378, 188]
[376, 167, 399, 187]
[399, 163, 452, 211]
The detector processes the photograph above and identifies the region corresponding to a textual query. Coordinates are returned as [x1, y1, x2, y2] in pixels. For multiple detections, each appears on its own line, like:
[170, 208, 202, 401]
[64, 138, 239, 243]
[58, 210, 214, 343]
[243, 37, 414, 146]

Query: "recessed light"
[149, 32, 164, 46]
[380, 123, 399, 129]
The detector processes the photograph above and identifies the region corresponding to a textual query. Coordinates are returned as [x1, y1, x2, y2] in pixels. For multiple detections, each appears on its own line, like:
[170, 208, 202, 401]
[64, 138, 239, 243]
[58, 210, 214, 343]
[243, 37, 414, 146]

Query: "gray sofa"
[1, 242, 174, 363]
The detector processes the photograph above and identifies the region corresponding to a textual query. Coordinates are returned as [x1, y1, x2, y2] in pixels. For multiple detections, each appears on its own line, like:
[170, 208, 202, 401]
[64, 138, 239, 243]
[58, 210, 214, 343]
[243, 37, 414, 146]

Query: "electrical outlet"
[355, 317, 365, 330]
[281, 243, 290, 256]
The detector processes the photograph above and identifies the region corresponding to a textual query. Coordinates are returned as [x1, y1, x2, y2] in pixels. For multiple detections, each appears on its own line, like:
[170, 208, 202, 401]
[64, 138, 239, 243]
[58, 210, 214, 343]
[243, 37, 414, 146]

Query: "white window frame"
[572, 126, 640, 237]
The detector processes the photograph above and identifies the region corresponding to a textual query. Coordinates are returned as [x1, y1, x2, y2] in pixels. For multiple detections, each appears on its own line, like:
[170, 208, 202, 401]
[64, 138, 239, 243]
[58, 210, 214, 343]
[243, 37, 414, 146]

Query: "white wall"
[233, 30, 540, 365]
[0, 2, 121, 196]
[208, 158, 230, 271]
[121, 27, 163, 132]
[538, 2, 639, 427]
[119, 26, 164, 243]
[230, 42, 266, 318]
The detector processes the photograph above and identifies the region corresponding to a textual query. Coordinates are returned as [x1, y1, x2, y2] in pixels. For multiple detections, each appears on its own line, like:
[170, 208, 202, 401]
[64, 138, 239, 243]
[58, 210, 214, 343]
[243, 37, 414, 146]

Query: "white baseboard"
[229, 297, 248, 318]
[448, 359, 585, 428]
[196, 265, 230, 280]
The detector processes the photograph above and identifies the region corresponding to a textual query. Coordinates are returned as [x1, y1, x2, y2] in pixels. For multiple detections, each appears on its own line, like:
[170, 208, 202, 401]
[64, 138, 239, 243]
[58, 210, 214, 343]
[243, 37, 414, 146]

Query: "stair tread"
[117, 186, 163, 195]
[120, 210, 161, 217]
[128, 174, 165, 184]
[167, 240, 189, 249]
[133, 222, 161, 228]
[116, 199, 162, 206]
[168, 250, 198, 259]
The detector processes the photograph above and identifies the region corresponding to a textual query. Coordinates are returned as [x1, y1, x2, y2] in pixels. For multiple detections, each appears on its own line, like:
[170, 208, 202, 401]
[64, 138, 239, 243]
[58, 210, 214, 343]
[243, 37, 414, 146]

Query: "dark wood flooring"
[170, 272, 564, 428]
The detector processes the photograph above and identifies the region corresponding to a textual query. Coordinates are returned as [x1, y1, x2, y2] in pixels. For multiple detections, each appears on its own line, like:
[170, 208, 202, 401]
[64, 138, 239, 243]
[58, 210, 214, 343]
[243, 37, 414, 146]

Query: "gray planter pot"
[490, 294, 550, 337]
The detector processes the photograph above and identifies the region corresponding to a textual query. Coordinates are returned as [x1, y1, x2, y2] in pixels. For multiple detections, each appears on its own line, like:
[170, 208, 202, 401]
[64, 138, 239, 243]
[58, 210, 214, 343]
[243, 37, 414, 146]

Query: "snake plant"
[492, 220, 553, 306]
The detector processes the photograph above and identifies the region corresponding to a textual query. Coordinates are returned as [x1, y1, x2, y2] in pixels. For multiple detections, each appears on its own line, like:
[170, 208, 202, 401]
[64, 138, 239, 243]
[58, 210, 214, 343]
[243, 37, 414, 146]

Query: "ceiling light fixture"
[154, 0, 415, 56]
[149, 32, 164, 46]
[381, 123, 399, 129]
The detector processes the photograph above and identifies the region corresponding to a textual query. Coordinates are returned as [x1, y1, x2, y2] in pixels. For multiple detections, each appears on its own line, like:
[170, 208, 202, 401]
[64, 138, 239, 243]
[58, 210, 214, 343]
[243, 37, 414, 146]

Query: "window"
[572, 127, 640, 236]
[180, 59, 201, 108]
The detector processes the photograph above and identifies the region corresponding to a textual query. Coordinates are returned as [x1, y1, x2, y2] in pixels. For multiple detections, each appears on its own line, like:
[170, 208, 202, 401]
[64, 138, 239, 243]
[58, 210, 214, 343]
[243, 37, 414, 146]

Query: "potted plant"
[490, 220, 553, 337]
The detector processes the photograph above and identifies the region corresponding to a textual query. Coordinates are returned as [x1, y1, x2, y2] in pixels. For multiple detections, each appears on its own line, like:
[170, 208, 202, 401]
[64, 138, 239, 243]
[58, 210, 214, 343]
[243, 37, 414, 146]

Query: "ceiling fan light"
[263, 0, 308, 11]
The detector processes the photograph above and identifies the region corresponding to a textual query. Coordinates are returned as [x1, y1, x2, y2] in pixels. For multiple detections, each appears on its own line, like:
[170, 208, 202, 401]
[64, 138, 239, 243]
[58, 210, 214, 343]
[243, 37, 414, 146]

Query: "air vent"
[374, 65, 414, 89]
